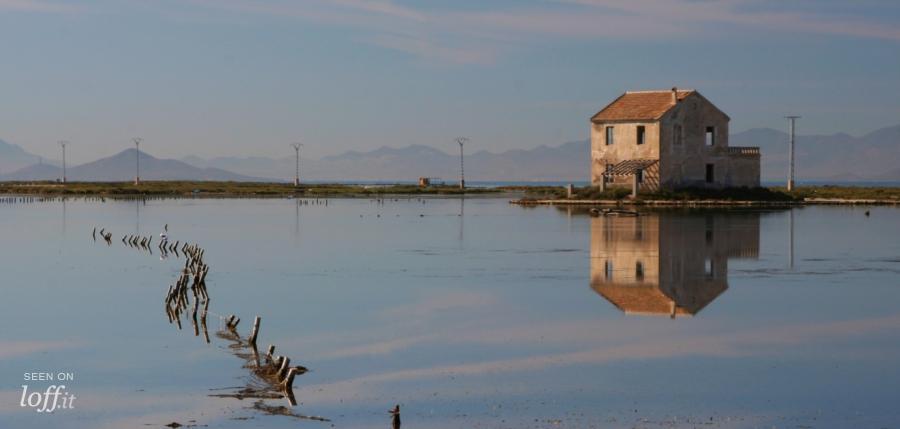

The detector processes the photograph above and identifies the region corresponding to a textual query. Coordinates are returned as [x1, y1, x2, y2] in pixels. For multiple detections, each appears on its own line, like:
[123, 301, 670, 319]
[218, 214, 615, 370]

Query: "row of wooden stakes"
[156, 239, 309, 406]
[221, 314, 310, 405]
[92, 226, 339, 421]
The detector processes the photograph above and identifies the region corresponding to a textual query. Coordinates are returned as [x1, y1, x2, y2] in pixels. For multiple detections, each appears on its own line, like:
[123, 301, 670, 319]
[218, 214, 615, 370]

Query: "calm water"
[1, 197, 899, 428]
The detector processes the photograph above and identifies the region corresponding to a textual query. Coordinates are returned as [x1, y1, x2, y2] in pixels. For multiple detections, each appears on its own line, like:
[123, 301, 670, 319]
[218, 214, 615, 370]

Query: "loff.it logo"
[20, 372, 77, 413]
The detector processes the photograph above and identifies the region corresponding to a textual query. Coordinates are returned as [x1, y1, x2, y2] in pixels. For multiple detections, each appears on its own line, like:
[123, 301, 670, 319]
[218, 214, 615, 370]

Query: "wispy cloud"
[548, 0, 900, 40]
[331, 0, 425, 22]
[188, 0, 900, 65]
[0, 0, 76, 13]
[366, 33, 498, 65]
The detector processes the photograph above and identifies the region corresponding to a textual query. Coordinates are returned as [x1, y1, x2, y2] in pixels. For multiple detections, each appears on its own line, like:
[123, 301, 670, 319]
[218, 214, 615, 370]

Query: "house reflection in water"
[590, 212, 760, 318]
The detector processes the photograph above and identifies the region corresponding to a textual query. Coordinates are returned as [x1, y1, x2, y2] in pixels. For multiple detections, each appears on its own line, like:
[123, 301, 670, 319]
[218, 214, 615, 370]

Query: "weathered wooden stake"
[272, 355, 284, 370]
[282, 366, 299, 390]
[277, 357, 291, 381]
[248, 316, 261, 346]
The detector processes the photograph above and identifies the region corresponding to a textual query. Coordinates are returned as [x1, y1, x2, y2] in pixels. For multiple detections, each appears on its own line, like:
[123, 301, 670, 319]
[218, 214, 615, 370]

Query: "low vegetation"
[644, 187, 798, 202]
[2, 181, 897, 203]
[778, 185, 900, 201]
[0, 181, 500, 197]
[517, 184, 900, 203]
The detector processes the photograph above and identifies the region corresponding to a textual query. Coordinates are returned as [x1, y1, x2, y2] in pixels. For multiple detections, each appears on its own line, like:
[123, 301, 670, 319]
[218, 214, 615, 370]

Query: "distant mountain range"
[175, 140, 588, 182]
[0, 148, 257, 182]
[0, 138, 51, 175]
[731, 124, 900, 181]
[2, 124, 899, 182]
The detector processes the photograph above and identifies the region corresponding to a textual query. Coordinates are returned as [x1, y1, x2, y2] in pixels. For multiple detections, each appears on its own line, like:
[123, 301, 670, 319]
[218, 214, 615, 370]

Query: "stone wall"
[590, 121, 659, 185]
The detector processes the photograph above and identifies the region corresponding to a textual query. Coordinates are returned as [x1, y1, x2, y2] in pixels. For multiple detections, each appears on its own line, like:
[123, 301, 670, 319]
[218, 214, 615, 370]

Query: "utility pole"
[290, 143, 303, 186]
[58, 140, 69, 183]
[785, 116, 800, 191]
[455, 137, 468, 189]
[133, 137, 143, 185]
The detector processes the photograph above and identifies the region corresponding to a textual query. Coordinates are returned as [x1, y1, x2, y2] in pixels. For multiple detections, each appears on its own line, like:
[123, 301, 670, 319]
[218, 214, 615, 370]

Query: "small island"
[513, 185, 900, 206]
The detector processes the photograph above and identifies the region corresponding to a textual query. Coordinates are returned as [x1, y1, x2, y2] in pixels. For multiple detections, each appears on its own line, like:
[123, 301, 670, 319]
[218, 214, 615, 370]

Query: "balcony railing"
[726, 146, 760, 156]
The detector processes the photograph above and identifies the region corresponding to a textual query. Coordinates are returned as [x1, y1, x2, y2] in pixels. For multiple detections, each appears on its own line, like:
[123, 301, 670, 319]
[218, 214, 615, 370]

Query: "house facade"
[590, 88, 760, 191]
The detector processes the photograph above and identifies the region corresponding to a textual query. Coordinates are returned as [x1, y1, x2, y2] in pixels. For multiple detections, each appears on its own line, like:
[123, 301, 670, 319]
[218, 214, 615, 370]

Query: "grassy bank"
[517, 185, 900, 204]
[0, 181, 500, 197]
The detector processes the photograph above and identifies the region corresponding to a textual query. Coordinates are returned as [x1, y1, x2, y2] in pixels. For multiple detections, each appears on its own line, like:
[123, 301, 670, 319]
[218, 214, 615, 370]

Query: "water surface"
[1, 197, 898, 428]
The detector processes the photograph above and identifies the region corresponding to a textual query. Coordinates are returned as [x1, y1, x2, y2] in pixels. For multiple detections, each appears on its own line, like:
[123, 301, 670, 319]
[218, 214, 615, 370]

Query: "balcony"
[726, 146, 760, 156]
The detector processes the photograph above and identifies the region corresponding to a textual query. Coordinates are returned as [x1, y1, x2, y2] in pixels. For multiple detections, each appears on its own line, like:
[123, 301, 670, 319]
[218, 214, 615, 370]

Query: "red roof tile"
[591, 90, 694, 122]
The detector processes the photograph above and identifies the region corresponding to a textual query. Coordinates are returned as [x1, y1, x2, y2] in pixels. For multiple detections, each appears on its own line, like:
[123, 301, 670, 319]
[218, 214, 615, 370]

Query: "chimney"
[671, 87, 678, 104]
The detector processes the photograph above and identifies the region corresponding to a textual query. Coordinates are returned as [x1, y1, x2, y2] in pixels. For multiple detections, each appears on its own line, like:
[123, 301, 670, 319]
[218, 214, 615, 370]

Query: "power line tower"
[58, 140, 69, 183]
[133, 137, 143, 185]
[784, 116, 800, 191]
[290, 143, 303, 186]
[455, 137, 468, 189]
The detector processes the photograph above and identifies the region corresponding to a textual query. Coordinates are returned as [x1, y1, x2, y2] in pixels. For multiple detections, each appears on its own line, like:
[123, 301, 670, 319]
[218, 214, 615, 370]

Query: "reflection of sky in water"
[1, 198, 899, 428]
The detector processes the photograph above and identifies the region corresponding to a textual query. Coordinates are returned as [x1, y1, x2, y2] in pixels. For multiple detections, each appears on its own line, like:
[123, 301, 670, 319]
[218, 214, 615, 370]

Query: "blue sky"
[1, 0, 898, 163]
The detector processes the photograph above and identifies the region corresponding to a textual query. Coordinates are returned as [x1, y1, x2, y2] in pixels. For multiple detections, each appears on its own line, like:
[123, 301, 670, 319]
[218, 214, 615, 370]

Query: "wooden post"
[390, 405, 401, 429]
[272, 356, 284, 372]
[266, 345, 275, 362]
[248, 316, 261, 346]
[277, 357, 291, 381]
[631, 172, 638, 199]
[282, 367, 299, 390]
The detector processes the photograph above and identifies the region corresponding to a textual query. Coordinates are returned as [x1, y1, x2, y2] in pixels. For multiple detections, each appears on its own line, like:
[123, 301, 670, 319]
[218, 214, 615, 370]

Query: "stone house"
[590, 88, 760, 191]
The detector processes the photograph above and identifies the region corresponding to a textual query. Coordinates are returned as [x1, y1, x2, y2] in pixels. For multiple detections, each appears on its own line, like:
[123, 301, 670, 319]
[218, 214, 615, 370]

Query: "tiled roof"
[604, 159, 658, 176]
[591, 90, 694, 122]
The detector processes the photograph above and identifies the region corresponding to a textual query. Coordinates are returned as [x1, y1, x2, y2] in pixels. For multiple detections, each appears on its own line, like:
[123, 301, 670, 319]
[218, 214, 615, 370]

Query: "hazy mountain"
[179, 125, 900, 182]
[181, 155, 295, 180]
[732, 124, 900, 180]
[1, 149, 259, 182]
[0, 138, 48, 174]
[182, 141, 590, 182]
[0, 163, 62, 181]
[4, 124, 898, 183]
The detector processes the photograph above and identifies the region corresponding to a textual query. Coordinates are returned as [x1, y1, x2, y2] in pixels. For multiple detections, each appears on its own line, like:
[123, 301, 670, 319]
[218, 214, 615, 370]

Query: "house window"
[705, 258, 714, 278]
[705, 126, 715, 146]
[635, 261, 644, 281]
[604, 260, 613, 280]
[605, 126, 614, 145]
[636, 126, 645, 145]
[706, 163, 715, 183]
[673, 124, 682, 146]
